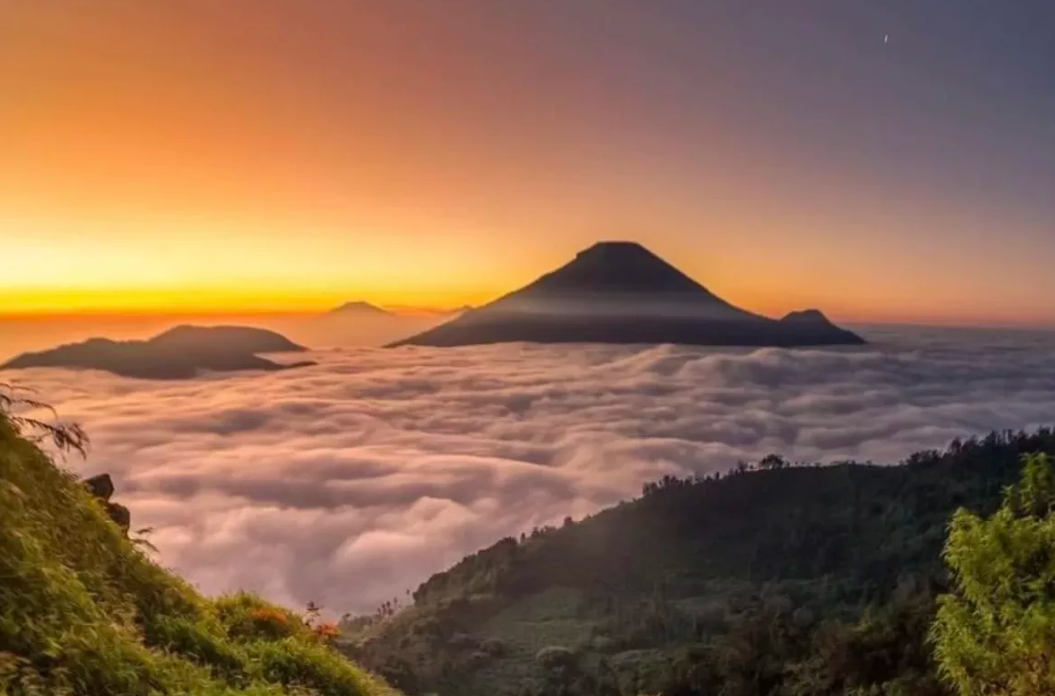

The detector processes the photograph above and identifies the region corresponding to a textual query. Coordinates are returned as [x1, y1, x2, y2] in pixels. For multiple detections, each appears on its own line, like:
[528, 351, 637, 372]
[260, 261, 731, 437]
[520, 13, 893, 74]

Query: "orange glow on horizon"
[3, 278, 1053, 331]
[3, 2, 1054, 329]
[0, 288, 496, 318]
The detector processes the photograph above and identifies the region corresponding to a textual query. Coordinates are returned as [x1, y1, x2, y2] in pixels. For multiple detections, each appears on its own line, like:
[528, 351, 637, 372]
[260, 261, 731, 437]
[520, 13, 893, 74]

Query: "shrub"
[536, 646, 577, 672]
[216, 593, 303, 642]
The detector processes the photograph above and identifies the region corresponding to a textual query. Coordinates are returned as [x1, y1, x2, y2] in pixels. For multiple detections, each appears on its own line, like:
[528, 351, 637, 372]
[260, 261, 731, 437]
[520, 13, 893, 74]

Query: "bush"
[536, 646, 577, 672]
[216, 593, 304, 642]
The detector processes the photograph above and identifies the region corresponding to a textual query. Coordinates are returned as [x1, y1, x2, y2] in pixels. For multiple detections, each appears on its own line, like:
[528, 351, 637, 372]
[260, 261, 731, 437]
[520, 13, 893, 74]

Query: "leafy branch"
[0, 382, 88, 457]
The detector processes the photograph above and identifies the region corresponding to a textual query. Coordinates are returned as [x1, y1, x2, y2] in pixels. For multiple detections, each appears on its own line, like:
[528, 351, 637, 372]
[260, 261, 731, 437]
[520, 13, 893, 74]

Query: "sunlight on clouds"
[10, 327, 1055, 613]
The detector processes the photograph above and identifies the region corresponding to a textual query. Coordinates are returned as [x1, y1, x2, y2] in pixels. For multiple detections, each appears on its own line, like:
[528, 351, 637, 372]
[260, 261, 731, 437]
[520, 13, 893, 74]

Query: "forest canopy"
[346, 430, 1055, 696]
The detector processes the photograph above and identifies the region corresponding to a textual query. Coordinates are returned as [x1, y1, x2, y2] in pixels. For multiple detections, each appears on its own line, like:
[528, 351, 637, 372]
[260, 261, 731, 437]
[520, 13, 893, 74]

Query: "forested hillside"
[345, 429, 1055, 696]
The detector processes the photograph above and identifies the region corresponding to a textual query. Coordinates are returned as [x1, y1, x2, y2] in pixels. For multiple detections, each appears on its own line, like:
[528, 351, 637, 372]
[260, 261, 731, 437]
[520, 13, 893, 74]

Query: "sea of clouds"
[9, 324, 1055, 615]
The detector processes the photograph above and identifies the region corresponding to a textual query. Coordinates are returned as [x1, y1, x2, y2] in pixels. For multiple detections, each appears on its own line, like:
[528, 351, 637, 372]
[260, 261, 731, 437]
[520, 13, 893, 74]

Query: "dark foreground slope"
[390, 242, 863, 348]
[1, 325, 314, 379]
[0, 416, 398, 696]
[349, 429, 1055, 696]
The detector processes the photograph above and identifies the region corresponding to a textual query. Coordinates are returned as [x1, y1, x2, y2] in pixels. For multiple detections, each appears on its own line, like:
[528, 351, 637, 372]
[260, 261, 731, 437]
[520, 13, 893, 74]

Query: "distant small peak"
[330, 301, 390, 315]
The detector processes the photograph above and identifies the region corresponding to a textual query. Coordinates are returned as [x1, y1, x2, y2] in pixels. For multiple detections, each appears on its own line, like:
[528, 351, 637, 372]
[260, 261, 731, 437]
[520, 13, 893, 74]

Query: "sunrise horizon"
[5, 293, 1054, 331]
[5, 254, 1055, 330]
[6, 2, 1055, 330]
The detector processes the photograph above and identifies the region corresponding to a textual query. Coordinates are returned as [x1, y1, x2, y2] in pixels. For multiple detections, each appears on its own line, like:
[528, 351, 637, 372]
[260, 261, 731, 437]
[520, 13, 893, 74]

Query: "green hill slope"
[350, 429, 1055, 696]
[0, 415, 400, 696]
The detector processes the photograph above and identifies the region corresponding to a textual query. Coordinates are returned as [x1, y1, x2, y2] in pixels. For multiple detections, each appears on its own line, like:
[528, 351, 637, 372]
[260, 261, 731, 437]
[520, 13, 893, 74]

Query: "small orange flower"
[313, 622, 340, 640]
[251, 608, 289, 626]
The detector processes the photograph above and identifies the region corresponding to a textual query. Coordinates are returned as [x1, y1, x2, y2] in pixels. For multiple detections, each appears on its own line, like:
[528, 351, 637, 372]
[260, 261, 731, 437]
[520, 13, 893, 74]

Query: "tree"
[536, 646, 580, 696]
[931, 453, 1055, 695]
[759, 454, 789, 470]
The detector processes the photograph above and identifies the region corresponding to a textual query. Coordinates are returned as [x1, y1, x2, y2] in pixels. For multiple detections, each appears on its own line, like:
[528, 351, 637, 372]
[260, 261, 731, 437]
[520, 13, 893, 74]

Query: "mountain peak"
[525, 241, 714, 298]
[388, 241, 865, 348]
[574, 240, 653, 259]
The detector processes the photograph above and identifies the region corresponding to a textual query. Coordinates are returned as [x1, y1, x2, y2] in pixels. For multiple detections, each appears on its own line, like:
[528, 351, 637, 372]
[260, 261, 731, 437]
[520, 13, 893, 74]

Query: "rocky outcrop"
[84, 473, 130, 532]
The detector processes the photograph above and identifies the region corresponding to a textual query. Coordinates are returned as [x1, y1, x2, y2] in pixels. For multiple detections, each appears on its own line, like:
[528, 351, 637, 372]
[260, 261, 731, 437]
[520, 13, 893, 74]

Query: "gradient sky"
[2, 0, 1054, 324]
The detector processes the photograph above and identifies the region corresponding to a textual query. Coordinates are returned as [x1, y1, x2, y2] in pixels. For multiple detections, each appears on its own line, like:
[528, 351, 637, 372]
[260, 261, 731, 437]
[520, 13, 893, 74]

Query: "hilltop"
[0, 411, 399, 696]
[390, 242, 863, 348]
[1, 325, 314, 379]
[348, 429, 1055, 696]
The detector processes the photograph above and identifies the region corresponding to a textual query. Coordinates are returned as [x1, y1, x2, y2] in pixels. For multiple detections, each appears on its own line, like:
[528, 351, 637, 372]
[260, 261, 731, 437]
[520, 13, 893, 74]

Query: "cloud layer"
[12, 325, 1055, 614]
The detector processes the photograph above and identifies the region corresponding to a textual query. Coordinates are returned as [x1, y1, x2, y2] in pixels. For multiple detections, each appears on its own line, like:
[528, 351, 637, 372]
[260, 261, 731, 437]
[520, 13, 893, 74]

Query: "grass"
[0, 416, 401, 696]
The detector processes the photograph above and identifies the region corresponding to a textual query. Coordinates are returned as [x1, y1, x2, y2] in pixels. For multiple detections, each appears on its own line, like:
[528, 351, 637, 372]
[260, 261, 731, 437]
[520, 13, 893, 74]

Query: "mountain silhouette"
[329, 301, 392, 316]
[1, 325, 314, 379]
[389, 241, 864, 347]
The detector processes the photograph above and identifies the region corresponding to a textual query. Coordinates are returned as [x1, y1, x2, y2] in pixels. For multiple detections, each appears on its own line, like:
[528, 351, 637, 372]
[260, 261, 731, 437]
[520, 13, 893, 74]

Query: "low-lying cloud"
[11, 325, 1055, 614]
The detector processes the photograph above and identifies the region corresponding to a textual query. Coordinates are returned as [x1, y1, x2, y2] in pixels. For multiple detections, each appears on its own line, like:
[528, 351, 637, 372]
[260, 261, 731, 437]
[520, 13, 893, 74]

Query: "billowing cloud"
[10, 325, 1055, 614]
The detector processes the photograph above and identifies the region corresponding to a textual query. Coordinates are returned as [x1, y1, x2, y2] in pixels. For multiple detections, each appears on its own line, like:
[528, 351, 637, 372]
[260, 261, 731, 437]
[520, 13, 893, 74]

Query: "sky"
[2, 0, 1054, 324]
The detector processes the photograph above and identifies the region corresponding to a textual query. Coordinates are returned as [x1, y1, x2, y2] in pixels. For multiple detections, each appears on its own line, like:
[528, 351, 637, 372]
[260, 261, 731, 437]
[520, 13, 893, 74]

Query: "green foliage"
[0, 413, 400, 696]
[217, 594, 306, 642]
[359, 428, 1055, 696]
[932, 453, 1055, 696]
